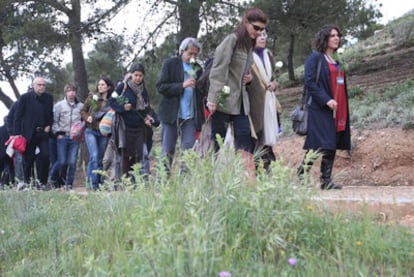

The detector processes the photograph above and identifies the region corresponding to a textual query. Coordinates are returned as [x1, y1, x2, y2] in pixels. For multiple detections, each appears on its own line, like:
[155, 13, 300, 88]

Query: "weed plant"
[1, 147, 413, 276]
[350, 80, 414, 129]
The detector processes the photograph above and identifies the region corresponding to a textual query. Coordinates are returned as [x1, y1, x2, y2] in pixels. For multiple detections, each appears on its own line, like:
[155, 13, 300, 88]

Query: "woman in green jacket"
[207, 7, 268, 183]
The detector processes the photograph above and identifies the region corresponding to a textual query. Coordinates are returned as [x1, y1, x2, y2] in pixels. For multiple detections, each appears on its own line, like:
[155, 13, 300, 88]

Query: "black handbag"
[291, 58, 322, 136]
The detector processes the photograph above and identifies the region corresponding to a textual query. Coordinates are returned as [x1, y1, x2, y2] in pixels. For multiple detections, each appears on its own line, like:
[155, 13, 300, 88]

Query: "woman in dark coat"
[109, 63, 152, 179]
[297, 24, 351, 190]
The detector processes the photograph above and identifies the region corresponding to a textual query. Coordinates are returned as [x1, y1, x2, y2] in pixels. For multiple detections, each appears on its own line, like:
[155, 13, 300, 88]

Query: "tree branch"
[127, 5, 178, 68]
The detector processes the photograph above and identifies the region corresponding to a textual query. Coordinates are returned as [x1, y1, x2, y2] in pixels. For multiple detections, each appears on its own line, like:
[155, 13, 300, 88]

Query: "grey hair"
[178, 37, 201, 56]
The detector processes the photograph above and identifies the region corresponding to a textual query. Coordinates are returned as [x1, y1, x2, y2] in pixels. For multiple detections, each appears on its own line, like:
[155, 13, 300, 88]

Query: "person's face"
[65, 89, 77, 101]
[131, 71, 144, 85]
[246, 21, 266, 40]
[327, 29, 340, 52]
[181, 45, 199, 63]
[98, 79, 109, 94]
[255, 32, 267, 48]
[33, 78, 46, 95]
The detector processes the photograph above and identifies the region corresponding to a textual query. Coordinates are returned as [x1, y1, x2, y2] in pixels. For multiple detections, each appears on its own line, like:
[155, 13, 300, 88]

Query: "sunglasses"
[250, 23, 266, 32]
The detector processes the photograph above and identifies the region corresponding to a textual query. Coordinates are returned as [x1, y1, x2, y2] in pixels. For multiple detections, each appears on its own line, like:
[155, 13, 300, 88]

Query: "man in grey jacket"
[49, 84, 83, 190]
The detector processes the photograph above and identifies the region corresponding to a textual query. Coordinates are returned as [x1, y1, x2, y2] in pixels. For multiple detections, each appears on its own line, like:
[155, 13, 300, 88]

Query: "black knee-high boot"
[320, 150, 342, 190]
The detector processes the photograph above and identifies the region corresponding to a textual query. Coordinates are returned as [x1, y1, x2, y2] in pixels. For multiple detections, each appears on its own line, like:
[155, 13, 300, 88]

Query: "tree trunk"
[68, 0, 89, 102]
[177, 0, 202, 41]
[287, 33, 296, 81]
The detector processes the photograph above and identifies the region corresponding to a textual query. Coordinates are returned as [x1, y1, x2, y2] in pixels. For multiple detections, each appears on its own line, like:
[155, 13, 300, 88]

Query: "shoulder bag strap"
[302, 56, 322, 106]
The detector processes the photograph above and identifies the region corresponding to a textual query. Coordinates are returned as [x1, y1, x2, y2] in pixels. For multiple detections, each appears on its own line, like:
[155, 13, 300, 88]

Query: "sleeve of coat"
[52, 102, 60, 133]
[14, 94, 26, 136]
[207, 34, 237, 104]
[156, 58, 184, 97]
[304, 52, 332, 108]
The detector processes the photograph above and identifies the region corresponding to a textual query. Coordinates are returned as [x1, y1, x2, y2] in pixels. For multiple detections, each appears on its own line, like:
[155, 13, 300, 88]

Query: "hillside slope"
[275, 46, 414, 186]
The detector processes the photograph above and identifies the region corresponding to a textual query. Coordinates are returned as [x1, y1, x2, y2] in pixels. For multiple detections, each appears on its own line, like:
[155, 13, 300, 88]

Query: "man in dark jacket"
[0, 118, 14, 189]
[156, 37, 204, 175]
[14, 77, 54, 190]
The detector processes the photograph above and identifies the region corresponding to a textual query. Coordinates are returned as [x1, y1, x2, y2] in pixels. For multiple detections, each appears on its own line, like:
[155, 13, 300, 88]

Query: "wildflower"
[111, 91, 128, 105]
[219, 272, 231, 277]
[337, 47, 345, 55]
[0, 229, 4, 235]
[356, 240, 362, 247]
[89, 94, 99, 111]
[275, 61, 283, 69]
[307, 205, 313, 211]
[288, 257, 297, 266]
[217, 85, 230, 110]
[185, 58, 200, 78]
[273, 61, 283, 82]
[332, 47, 348, 73]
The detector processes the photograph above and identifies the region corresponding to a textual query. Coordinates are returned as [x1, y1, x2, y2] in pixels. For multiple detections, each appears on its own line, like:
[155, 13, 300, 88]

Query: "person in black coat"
[14, 77, 54, 190]
[297, 25, 351, 190]
[156, 37, 204, 175]
[110, 64, 152, 179]
[0, 118, 14, 188]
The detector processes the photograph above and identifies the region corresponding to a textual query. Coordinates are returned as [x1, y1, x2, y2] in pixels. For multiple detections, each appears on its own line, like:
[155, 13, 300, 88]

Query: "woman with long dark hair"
[207, 7, 268, 182]
[297, 25, 351, 190]
[81, 77, 112, 190]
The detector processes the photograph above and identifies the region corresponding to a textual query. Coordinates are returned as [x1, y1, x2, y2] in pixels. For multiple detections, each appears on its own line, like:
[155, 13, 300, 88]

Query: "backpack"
[196, 57, 214, 97]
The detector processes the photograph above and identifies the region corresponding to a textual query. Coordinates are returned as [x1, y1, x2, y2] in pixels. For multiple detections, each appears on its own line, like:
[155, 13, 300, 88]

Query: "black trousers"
[24, 132, 50, 184]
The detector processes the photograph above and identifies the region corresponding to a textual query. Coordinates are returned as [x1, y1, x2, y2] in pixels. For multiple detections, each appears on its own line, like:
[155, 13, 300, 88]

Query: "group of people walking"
[0, 7, 350, 191]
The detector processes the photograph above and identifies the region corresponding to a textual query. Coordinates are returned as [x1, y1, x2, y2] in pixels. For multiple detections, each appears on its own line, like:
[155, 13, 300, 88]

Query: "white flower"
[111, 92, 119, 98]
[1, 230, 4, 235]
[189, 58, 196, 64]
[222, 85, 230, 94]
[275, 61, 283, 69]
[337, 47, 345, 55]
[92, 95, 99, 101]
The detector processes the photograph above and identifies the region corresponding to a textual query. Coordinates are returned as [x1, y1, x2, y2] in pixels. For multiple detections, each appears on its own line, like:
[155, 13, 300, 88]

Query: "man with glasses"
[14, 77, 54, 190]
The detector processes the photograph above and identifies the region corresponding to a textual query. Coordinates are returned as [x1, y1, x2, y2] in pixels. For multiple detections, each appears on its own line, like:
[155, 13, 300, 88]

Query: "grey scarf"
[127, 80, 145, 110]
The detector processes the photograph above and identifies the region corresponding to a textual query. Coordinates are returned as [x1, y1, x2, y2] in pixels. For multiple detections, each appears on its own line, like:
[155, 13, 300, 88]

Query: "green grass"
[1, 149, 413, 276]
[349, 80, 414, 129]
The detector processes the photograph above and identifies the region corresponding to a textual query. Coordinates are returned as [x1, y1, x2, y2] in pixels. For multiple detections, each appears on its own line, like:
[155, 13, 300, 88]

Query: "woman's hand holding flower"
[124, 103, 132, 111]
[207, 101, 217, 114]
[267, 80, 278, 91]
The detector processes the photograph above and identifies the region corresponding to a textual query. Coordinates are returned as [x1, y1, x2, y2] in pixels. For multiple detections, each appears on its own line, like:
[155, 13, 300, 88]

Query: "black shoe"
[66, 185, 73, 191]
[321, 182, 342, 190]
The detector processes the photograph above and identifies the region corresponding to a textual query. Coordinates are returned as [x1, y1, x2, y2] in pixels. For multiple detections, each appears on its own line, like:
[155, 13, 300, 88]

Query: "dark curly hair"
[96, 77, 114, 94]
[313, 24, 342, 53]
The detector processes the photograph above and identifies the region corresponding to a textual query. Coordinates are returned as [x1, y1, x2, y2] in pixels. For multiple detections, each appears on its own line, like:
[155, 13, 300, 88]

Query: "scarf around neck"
[127, 80, 145, 110]
[253, 48, 272, 84]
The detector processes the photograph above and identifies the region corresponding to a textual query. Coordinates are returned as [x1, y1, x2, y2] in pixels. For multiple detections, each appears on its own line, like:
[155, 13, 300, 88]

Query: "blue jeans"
[85, 128, 109, 190]
[14, 152, 24, 183]
[161, 118, 196, 173]
[210, 111, 252, 153]
[49, 135, 79, 187]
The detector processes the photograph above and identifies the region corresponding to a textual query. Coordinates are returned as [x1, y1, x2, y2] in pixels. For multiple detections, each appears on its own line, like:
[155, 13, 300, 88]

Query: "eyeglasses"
[36, 83, 46, 87]
[250, 23, 266, 32]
